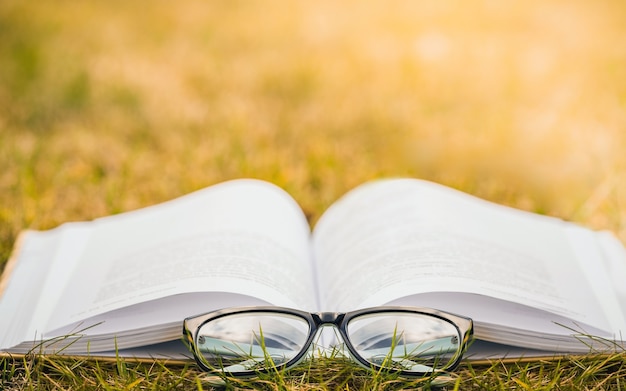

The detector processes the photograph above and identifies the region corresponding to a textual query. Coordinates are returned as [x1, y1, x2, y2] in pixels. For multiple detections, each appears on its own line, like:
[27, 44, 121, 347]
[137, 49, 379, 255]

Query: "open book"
[1, 178, 626, 361]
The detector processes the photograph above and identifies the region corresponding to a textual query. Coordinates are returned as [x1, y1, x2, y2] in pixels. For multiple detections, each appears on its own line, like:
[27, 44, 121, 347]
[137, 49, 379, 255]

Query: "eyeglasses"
[183, 306, 473, 378]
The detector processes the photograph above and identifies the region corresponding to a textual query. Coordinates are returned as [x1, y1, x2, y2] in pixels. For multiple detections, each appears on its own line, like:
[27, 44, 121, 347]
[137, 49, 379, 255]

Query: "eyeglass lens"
[347, 312, 461, 372]
[196, 313, 310, 372]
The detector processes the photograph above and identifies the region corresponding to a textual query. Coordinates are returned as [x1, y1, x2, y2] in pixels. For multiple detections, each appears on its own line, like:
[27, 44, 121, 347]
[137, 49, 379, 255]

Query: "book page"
[29, 179, 315, 336]
[312, 179, 618, 335]
[0, 226, 89, 350]
[598, 231, 626, 317]
[565, 227, 626, 336]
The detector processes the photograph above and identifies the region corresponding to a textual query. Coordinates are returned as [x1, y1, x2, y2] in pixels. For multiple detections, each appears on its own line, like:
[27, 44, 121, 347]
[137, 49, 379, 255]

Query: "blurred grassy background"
[1, 0, 626, 268]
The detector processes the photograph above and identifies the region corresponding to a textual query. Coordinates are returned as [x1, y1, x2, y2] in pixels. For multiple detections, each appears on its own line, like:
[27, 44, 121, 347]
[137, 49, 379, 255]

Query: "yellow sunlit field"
[1, 0, 626, 389]
[2, 1, 626, 238]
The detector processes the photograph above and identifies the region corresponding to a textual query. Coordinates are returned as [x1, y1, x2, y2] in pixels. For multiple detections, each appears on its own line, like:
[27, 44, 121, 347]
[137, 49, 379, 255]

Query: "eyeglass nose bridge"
[312, 312, 345, 326]
[308, 312, 351, 357]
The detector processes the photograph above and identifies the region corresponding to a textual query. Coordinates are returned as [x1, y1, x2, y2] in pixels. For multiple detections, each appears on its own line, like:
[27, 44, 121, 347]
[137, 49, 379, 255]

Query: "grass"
[2, 0, 626, 389]
[2, 351, 626, 390]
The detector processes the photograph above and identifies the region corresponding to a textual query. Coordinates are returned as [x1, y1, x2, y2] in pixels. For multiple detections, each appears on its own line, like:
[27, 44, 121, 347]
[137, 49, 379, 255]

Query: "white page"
[565, 227, 626, 336]
[312, 179, 616, 335]
[40, 179, 315, 335]
[0, 228, 87, 349]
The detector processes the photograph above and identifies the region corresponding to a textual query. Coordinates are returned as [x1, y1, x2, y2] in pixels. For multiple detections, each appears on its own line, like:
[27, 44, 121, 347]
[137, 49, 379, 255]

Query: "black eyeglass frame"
[183, 306, 473, 378]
